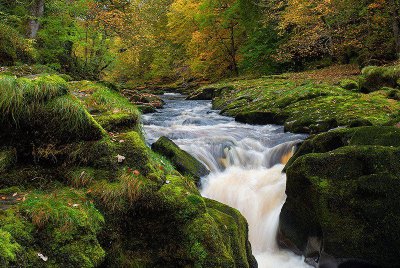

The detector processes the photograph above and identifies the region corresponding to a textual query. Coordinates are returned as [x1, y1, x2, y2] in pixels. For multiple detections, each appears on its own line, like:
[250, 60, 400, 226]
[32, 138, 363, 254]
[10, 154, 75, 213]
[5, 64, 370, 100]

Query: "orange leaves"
[127, 167, 140, 176]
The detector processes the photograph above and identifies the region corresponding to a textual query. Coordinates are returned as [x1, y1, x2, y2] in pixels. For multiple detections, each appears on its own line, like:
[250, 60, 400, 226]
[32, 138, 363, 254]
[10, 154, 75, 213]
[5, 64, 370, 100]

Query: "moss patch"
[151, 136, 210, 183]
[69, 81, 140, 132]
[203, 75, 400, 134]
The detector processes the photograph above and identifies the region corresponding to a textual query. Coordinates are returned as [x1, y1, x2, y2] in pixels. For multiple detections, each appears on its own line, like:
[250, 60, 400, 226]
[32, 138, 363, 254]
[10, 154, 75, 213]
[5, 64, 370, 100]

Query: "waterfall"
[200, 141, 310, 268]
[143, 93, 310, 268]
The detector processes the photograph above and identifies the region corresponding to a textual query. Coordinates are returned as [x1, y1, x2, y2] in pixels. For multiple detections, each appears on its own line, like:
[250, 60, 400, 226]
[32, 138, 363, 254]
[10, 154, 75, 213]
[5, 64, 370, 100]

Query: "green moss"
[0, 75, 68, 125]
[91, 169, 149, 212]
[67, 167, 97, 188]
[95, 112, 137, 132]
[206, 76, 400, 134]
[68, 81, 140, 132]
[360, 65, 400, 92]
[340, 79, 359, 90]
[282, 138, 400, 266]
[44, 94, 105, 141]
[156, 175, 206, 221]
[0, 229, 21, 265]
[0, 76, 105, 150]
[151, 137, 209, 183]
[19, 188, 105, 267]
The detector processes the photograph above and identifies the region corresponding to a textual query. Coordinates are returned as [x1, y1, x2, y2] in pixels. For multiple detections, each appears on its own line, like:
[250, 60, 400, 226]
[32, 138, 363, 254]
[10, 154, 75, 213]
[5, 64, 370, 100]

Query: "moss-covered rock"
[0, 75, 104, 149]
[203, 77, 400, 134]
[101, 175, 256, 268]
[340, 79, 359, 91]
[151, 137, 210, 183]
[235, 110, 288, 125]
[281, 127, 400, 267]
[204, 198, 257, 268]
[69, 81, 140, 132]
[360, 65, 400, 92]
[0, 188, 105, 267]
[186, 86, 227, 100]
[285, 126, 400, 169]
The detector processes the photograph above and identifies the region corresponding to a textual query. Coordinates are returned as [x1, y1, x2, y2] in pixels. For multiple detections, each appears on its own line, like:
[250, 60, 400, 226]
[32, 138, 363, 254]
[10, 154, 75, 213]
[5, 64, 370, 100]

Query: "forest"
[1, 0, 400, 268]
[2, 0, 400, 81]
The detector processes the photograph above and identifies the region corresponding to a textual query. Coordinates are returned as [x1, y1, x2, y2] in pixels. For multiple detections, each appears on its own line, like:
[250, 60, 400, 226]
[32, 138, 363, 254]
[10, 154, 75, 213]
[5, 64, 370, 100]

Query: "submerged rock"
[152, 136, 210, 183]
[280, 126, 400, 267]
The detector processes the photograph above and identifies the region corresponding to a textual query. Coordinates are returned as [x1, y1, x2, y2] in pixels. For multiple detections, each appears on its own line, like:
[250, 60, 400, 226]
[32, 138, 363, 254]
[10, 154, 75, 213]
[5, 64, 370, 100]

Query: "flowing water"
[143, 93, 311, 268]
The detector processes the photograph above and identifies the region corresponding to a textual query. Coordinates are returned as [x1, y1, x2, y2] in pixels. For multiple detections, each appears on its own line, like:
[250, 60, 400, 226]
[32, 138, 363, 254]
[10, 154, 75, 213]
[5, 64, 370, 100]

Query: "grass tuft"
[92, 170, 143, 212]
[0, 75, 68, 125]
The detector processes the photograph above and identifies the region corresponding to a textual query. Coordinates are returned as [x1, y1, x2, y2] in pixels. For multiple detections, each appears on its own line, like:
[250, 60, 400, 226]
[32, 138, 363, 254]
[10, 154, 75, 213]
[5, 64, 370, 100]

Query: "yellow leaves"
[368, 0, 386, 10]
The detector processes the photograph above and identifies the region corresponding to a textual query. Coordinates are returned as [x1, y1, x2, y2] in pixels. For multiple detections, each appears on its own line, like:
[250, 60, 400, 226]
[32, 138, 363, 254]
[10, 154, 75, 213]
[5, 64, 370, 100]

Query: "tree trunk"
[229, 23, 239, 76]
[28, 0, 45, 39]
[391, 0, 400, 58]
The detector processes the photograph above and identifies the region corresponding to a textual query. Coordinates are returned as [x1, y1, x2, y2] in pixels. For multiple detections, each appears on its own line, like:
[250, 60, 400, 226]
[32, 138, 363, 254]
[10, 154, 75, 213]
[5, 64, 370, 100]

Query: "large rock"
[280, 126, 400, 267]
[360, 65, 400, 93]
[235, 110, 288, 125]
[186, 86, 226, 100]
[152, 136, 210, 183]
[101, 175, 257, 268]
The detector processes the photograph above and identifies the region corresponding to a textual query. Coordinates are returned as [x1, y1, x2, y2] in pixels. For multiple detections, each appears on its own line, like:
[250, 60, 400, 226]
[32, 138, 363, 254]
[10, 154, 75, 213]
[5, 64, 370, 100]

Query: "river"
[143, 93, 311, 268]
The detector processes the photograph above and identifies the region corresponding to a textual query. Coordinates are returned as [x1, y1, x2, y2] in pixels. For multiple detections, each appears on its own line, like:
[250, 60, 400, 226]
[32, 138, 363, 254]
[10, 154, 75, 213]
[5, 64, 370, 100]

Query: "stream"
[143, 93, 311, 268]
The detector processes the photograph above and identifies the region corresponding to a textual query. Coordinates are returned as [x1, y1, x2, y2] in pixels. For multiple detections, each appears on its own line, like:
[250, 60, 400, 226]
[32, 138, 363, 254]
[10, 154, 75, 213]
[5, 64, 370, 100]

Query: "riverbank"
[0, 73, 256, 267]
[188, 65, 400, 134]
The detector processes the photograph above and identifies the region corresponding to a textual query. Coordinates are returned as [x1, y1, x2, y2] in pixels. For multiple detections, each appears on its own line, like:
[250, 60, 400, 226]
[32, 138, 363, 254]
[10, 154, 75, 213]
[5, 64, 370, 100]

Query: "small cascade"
[143, 93, 310, 268]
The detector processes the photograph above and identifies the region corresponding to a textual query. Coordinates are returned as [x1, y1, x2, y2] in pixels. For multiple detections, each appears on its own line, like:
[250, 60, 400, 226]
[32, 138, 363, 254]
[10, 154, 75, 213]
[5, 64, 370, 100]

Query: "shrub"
[0, 23, 34, 65]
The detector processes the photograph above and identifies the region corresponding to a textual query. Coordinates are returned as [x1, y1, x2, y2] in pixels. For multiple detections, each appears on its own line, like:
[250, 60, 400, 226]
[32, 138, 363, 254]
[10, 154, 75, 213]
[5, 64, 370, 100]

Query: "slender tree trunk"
[391, 0, 400, 58]
[27, 0, 45, 39]
[229, 23, 239, 76]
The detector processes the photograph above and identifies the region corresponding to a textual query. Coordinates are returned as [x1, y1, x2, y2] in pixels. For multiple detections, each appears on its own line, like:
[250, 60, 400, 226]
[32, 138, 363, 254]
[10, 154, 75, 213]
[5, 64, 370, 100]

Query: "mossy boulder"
[186, 86, 226, 100]
[235, 110, 288, 125]
[101, 175, 256, 268]
[204, 198, 257, 268]
[340, 79, 359, 91]
[285, 126, 400, 169]
[69, 81, 140, 132]
[0, 75, 104, 149]
[281, 126, 400, 267]
[152, 137, 210, 183]
[360, 65, 400, 93]
[0, 188, 105, 267]
[205, 77, 400, 134]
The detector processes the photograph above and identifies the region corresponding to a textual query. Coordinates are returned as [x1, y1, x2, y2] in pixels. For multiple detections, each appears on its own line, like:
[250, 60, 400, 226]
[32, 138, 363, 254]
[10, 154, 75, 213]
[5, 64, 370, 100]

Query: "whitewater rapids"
[143, 93, 310, 268]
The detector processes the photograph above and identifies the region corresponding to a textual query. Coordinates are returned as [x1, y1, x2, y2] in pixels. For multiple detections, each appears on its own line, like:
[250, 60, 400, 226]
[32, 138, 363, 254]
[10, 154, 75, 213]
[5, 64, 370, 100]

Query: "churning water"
[143, 93, 311, 268]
